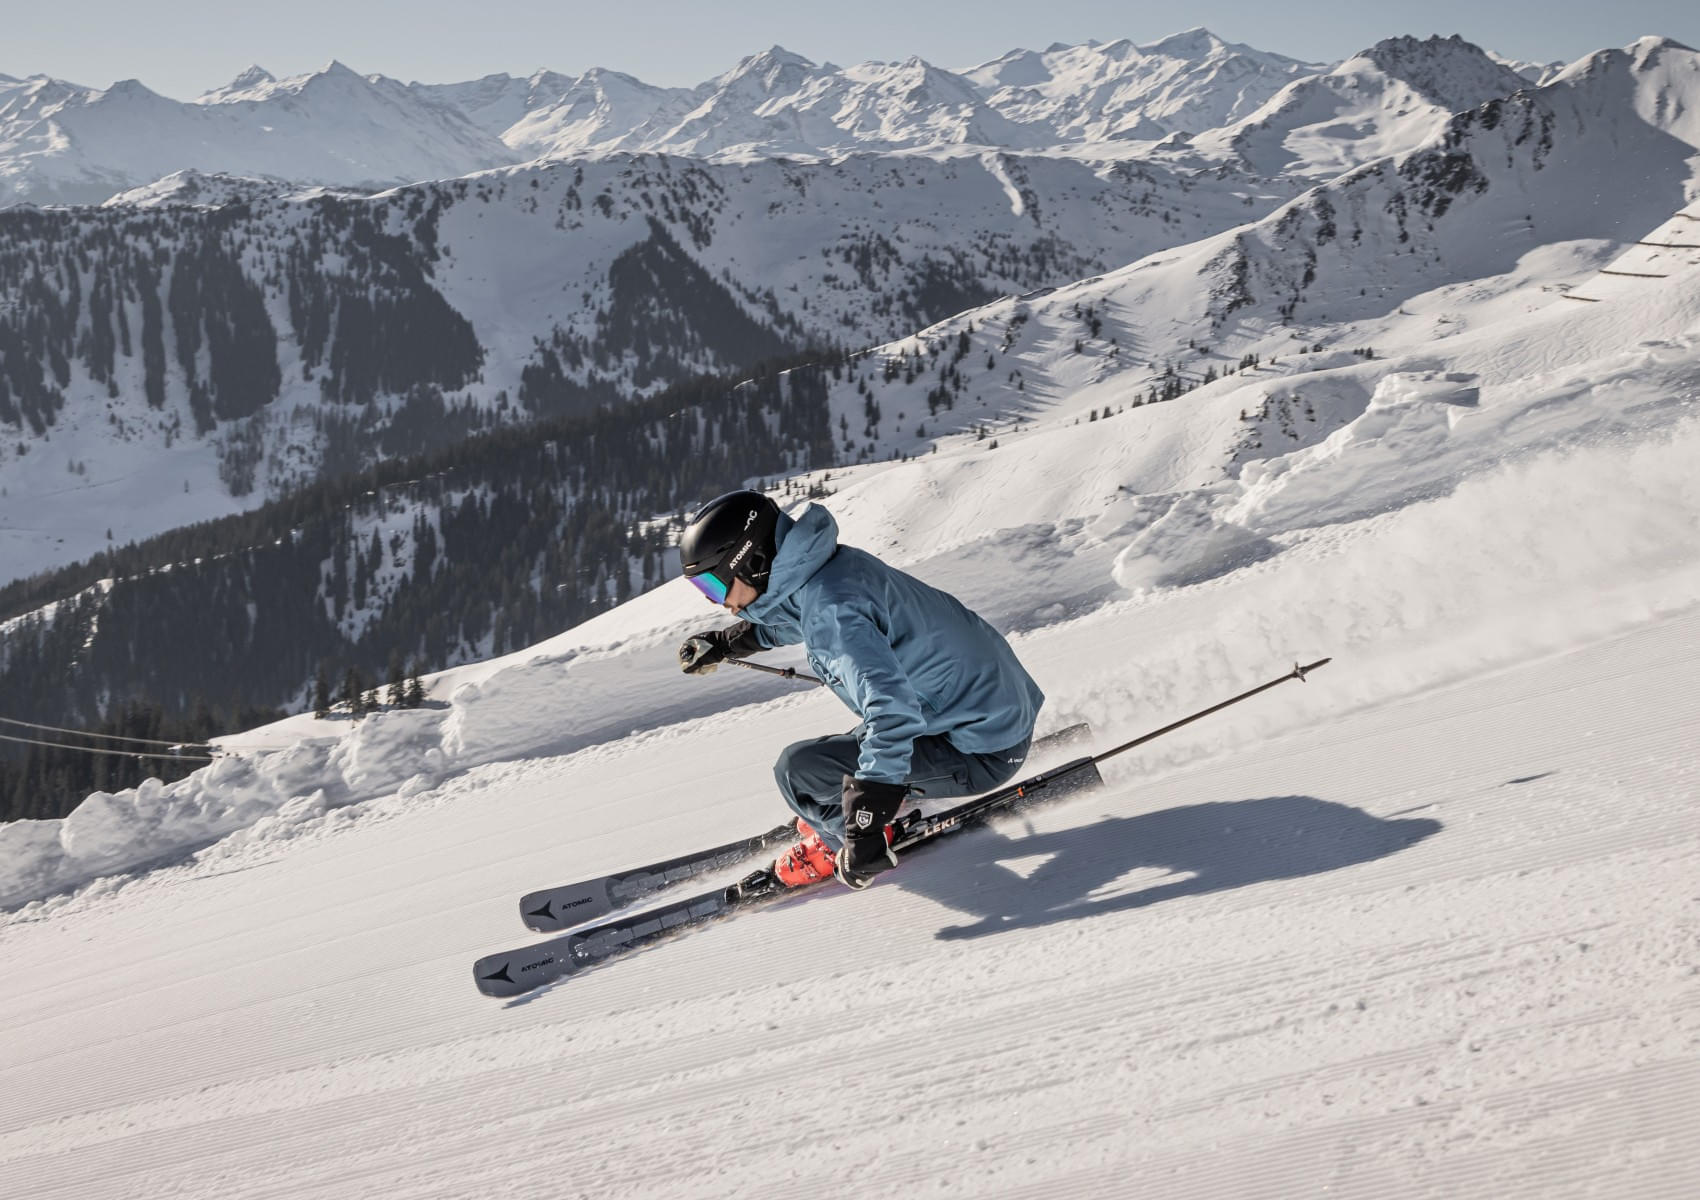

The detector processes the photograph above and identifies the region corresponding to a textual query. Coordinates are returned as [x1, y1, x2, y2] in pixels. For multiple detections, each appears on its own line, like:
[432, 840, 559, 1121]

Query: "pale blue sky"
[9, 0, 1698, 99]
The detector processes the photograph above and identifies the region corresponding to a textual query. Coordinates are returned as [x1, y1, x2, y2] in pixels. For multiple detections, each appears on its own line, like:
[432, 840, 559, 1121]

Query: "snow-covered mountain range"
[0, 62, 512, 208]
[2, 33, 1697, 591]
[1188, 34, 1538, 178]
[0, 29, 1528, 206]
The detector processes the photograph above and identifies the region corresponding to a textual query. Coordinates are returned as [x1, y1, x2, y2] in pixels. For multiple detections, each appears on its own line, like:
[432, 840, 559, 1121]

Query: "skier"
[676, 490, 1044, 890]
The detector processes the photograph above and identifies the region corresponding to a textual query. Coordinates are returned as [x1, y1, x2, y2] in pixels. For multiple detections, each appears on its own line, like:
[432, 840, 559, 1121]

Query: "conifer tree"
[313, 668, 331, 719]
[386, 653, 405, 708]
[342, 667, 364, 716]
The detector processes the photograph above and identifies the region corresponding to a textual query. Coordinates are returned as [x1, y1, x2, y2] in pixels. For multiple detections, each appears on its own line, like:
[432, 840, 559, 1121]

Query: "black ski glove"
[835, 775, 907, 889]
[677, 621, 765, 675]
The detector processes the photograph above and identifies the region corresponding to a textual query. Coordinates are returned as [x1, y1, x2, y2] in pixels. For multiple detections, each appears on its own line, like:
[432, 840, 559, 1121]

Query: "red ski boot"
[773, 817, 838, 887]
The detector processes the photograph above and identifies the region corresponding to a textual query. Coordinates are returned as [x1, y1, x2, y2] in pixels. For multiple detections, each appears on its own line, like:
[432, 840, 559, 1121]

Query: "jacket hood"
[742, 503, 838, 622]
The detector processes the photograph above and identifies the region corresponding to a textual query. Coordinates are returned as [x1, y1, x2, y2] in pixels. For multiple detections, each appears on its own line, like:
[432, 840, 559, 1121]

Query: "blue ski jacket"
[739, 504, 1044, 783]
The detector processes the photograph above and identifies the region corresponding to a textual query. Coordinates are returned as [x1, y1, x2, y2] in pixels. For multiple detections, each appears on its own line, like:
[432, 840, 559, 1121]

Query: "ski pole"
[725, 654, 1331, 750]
[725, 657, 824, 686]
[1091, 658, 1331, 766]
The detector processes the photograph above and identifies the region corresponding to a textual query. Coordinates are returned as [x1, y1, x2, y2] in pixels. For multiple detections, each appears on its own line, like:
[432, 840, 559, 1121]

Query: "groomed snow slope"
[0, 596, 1694, 1197]
[1, 207, 1699, 1197]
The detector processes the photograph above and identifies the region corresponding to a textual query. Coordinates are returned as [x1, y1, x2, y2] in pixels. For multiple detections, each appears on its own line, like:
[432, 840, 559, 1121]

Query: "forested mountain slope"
[0, 152, 1274, 583]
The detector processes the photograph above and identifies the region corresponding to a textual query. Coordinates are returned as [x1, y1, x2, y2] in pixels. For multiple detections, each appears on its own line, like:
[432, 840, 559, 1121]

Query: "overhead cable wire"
[0, 714, 211, 750]
[0, 731, 215, 761]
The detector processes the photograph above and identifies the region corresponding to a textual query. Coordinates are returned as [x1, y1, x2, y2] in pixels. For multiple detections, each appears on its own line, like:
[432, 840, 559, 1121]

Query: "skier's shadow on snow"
[899, 795, 1441, 941]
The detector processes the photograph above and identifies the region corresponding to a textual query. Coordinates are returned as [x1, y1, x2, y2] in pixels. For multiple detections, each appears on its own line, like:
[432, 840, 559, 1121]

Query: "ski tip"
[517, 884, 614, 933]
[473, 941, 578, 998]
[473, 956, 527, 998]
[520, 900, 556, 933]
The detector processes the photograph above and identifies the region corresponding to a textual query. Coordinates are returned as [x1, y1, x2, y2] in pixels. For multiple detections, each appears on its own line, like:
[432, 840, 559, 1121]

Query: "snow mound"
[1233, 371, 1482, 527]
[1110, 492, 1280, 591]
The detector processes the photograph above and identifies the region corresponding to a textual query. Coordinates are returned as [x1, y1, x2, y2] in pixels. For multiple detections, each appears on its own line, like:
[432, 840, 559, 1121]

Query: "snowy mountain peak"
[297, 60, 384, 96]
[1545, 36, 1700, 149]
[1092, 38, 1142, 61]
[1140, 27, 1231, 60]
[1352, 34, 1529, 109]
[573, 65, 670, 96]
[194, 60, 370, 104]
[406, 69, 582, 141]
[1551, 35, 1700, 93]
[1629, 34, 1696, 61]
[499, 67, 701, 158]
[100, 168, 306, 208]
[7, 74, 86, 108]
[206, 65, 275, 96]
[1193, 32, 1532, 179]
[717, 45, 822, 94]
[962, 47, 1053, 89]
[524, 68, 572, 91]
[1362, 32, 1475, 67]
[963, 34, 1322, 145]
[96, 78, 166, 104]
[1556, 40, 1642, 82]
[885, 55, 978, 100]
[195, 66, 277, 105]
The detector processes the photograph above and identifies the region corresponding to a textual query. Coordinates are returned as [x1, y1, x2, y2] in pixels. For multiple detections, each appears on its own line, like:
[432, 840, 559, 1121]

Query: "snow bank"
[0, 601, 810, 909]
[0, 740, 345, 907]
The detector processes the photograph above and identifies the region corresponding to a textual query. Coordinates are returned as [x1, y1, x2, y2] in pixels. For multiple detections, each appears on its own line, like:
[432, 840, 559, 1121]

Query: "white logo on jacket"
[853, 810, 874, 829]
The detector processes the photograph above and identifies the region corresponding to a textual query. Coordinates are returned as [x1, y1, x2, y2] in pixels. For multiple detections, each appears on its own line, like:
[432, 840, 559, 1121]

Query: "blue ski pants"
[773, 725, 1032, 849]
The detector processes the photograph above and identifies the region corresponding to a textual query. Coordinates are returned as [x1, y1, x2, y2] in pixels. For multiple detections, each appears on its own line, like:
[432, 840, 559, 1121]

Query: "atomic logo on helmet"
[679, 490, 781, 604]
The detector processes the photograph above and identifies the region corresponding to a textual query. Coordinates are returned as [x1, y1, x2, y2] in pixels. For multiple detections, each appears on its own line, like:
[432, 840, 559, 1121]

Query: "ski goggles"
[687, 568, 733, 605]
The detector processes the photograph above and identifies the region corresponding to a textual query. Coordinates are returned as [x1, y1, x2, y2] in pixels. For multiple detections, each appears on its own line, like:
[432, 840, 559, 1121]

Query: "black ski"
[518, 822, 796, 931]
[474, 753, 1105, 998]
[516, 721, 1095, 933]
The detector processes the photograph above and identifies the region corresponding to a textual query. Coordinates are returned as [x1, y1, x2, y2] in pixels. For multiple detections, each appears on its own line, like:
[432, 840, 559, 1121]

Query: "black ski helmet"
[679, 490, 781, 599]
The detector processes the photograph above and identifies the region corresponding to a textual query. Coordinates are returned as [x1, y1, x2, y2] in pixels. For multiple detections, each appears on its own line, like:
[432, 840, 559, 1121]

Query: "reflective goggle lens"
[688, 571, 730, 604]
